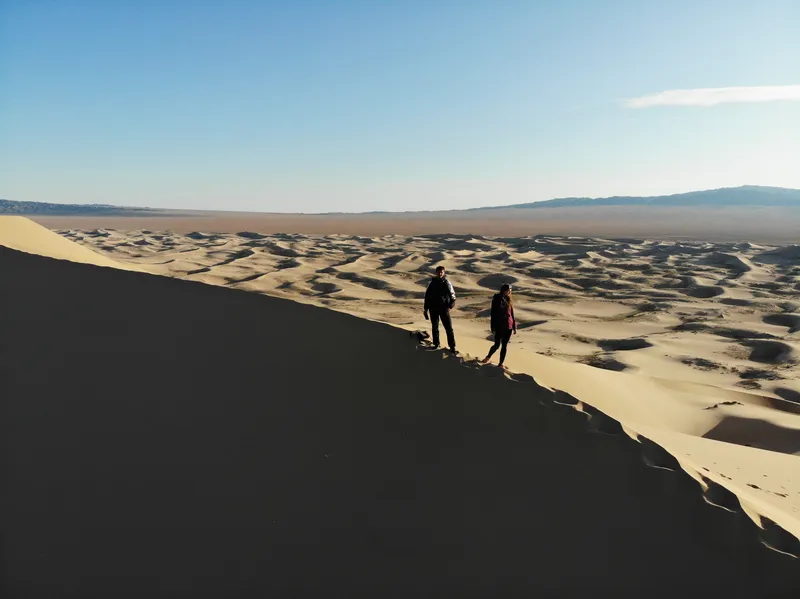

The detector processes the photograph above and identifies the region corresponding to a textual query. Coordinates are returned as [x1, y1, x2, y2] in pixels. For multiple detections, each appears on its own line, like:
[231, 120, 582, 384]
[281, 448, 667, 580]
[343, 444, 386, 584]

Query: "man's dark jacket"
[424, 277, 456, 312]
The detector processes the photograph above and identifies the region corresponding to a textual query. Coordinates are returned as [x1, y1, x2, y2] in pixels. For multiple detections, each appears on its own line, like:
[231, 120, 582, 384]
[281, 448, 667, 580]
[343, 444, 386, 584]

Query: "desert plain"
[3, 211, 800, 597]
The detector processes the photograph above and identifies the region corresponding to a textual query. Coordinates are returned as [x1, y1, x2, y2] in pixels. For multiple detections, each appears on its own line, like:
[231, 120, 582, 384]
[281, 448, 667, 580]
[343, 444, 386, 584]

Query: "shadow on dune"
[516, 319, 548, 330]
[702, 416, 800, 456]
[772, 388, 800, 415]
[477, 273, 519, 289]
[742, 340, 794, 364]
[1, 246, 799, 598]
[775, 388, 800, 404]
[579, 354, 630, 372]
[764, 313, 800, 334]
[597, 338, 653, 351]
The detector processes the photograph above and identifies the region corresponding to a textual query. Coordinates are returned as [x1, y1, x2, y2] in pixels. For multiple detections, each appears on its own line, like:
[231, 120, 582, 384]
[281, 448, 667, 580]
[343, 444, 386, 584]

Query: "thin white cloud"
[625, 85, 800, 108]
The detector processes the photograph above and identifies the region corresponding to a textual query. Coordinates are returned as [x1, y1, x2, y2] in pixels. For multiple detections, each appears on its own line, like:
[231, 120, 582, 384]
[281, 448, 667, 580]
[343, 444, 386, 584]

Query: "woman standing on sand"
[482, 284, 517, 368]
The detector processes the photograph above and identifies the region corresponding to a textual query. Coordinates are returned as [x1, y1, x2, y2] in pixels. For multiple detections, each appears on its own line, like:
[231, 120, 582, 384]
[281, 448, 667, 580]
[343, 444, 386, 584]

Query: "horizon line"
[1, 183, 798, 215]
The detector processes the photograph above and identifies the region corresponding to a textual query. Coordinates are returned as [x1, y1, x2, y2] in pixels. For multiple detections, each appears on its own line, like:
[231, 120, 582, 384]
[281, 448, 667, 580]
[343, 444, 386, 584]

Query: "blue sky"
[2, 0, 799, 213]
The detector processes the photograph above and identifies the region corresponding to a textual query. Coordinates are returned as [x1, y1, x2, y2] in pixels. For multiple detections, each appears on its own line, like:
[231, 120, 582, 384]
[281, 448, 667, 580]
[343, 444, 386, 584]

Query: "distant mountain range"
[474, 185, 800, 210]
[0, 199, 156, 215]
[2, 185, 799, 215]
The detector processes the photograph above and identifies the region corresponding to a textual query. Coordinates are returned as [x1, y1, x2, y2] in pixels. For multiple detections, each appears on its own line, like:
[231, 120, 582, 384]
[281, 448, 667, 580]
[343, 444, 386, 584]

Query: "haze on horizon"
[2, 1, 799, 214]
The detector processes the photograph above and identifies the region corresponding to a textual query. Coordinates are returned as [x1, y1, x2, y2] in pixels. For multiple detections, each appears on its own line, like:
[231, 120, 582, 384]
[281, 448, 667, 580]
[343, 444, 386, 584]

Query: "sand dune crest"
[0, 216, 147, 272]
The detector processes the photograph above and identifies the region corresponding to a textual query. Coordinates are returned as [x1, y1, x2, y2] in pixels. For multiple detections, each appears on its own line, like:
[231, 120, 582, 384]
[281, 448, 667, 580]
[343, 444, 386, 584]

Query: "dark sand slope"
[1, 248, 799, 598]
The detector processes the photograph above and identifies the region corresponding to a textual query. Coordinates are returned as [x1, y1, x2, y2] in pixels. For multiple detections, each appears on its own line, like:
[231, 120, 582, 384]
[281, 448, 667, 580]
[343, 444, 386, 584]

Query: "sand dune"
[53, 226, 800, 535]
[0, 216, 148, 273]
[2, 243, 800, 597]
[3, 220, 800, 595]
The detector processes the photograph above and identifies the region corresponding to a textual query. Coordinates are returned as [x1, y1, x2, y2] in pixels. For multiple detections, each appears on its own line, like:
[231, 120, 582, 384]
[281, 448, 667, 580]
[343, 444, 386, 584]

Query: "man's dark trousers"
[430, 309, 456, 350]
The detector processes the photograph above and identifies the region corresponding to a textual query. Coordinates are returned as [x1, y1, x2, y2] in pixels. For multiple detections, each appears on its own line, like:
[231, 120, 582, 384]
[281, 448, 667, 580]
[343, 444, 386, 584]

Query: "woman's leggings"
[487, 329, 513, 363]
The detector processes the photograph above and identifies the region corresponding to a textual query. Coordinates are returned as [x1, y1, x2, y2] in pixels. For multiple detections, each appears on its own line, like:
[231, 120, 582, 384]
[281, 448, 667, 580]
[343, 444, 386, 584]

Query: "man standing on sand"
[423, 265, 457, 353]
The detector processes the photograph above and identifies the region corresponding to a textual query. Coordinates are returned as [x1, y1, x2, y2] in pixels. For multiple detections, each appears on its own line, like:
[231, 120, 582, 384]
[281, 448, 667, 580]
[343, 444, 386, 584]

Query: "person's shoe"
[450, 348, 458, 355]
[432, 343, 440, 349]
